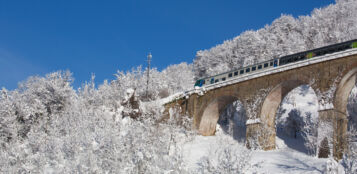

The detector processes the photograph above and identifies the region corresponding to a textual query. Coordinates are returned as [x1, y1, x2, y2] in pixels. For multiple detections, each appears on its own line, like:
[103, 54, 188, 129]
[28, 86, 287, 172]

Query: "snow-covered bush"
[196, 136, 253, 174]
[325, 158, 345, 174]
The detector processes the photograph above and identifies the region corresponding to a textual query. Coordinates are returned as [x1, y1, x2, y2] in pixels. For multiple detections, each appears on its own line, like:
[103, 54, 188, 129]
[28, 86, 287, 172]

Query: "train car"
[194, 39, 357, 88]
[279, 39, 357, 66]
[194, 58, 278, 87]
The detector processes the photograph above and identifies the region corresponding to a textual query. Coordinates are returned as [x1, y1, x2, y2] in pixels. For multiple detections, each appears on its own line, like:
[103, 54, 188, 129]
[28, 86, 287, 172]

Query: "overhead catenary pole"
[146, 52, 152, 99]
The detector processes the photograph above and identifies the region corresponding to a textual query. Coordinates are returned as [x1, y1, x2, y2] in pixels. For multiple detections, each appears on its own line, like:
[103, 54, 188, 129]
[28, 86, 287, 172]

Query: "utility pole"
[146, 52, 152, 99]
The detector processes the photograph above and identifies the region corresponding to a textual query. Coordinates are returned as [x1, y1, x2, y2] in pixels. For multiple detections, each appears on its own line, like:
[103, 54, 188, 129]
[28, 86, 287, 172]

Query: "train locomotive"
[194, 39, 357, 87]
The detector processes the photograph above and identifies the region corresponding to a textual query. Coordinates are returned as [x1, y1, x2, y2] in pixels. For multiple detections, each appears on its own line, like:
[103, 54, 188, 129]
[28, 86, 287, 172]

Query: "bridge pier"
[246, 122, 260, 149]
[318, 109, 347, 159]
[245, 122, 276, 150]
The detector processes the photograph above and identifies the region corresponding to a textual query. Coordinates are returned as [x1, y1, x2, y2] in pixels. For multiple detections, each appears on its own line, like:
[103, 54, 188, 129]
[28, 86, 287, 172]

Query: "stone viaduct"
[165, 49, 357, 159]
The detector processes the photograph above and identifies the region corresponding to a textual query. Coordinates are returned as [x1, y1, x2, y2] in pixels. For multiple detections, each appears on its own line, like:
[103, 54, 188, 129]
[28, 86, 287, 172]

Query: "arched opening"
[335, 68, 357, 157]
[198, 96, 242, 136]
[275, 85, 319, 155]
[340, 68, 357, 161]
[335, 67, 357, 114]
[347, 85, 357, 147]
[260, 80, 306, 149]
[260, 80, 319, 153]
[217, 100, 247, 144]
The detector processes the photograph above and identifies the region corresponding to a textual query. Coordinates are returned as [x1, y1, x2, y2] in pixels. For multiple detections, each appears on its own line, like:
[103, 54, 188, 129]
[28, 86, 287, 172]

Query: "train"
[194, 39, 357, 87]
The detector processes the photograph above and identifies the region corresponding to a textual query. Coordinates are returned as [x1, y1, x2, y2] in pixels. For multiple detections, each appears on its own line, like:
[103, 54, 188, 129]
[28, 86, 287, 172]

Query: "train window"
[270, 61, 273, 66]
[252, 66, 256, 71]
[258, 65, 262, 69]
[222, 77, 226, 81]
[274, 60, 278, 67]
[240, 70, 244, 74]
[194, 80, 200, 86]
[210, 78, 214, 84]
[299, 55, 305, 60]
[306, 52, 314, 59]
[246, 68, 250, 73]
[215, 79, 219, 83]
[234, 71, 238, 76]
[228, 73, 232, 77]
[352, 42, 357, 48]
[264, 63, 269, 68]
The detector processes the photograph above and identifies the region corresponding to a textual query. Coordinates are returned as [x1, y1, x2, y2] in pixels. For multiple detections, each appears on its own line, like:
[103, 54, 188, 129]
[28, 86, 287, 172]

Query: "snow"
[156, 92, 184, 105]
[246, 118, 261, 125]
[124, 88, 135, 101]
[249, 148, 326, 174]
[182, 132, 329, 174]
[319, 102, 334, 111]
[325, 158, 345, 174]
[275, 136, 288, 149]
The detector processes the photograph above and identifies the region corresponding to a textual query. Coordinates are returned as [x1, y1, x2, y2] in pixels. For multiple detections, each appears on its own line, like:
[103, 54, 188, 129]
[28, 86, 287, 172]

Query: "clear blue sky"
[0, 0, 335, 89]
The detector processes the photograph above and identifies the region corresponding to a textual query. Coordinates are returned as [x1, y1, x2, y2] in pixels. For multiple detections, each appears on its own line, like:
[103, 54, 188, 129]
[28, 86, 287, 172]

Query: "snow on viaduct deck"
[164, 48, 357, 159]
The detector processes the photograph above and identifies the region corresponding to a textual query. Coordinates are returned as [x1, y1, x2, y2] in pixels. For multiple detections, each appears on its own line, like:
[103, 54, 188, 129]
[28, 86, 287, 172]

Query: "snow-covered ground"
[183, 132, 328, 174]
[251, 136, 327, 174]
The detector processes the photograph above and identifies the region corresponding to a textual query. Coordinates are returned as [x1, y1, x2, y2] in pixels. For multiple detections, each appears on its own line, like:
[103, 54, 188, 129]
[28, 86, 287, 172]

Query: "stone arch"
[332, 67, 357, 158]
[198, 95, 240, 136]
[259, 80, 316, 150]
[334, 67, 357, 114]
